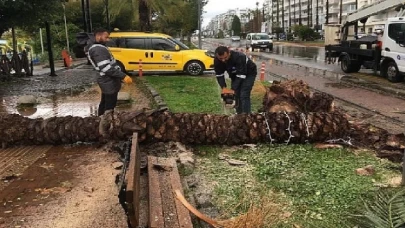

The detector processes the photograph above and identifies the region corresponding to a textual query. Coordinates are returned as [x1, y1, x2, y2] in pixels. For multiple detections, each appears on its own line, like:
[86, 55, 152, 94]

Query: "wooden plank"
[159, 165, 180, 228]
[170, 159, 193, 228]
[148, 156, 164, 228]
[125, 133, 141, 227]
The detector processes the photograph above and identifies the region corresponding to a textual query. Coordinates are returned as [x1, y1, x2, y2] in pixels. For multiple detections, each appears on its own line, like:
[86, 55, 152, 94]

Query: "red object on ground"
[61, 50, 72, 67]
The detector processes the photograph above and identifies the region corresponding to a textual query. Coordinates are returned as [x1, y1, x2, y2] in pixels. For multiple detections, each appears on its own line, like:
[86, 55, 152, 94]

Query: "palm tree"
[294, 0, 296, 26]
[282, 0, 285, 34]
[276, 0, 280, 29]
[316, 0, 319, 30]
[307, 0, 310, 26]
[0, 110, 350, 146]
[299, 0, 302, 25]
[108, 0, 187, 32]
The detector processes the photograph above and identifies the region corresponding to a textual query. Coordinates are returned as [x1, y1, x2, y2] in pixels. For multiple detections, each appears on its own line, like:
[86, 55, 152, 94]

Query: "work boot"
[99, 109, 114, 138]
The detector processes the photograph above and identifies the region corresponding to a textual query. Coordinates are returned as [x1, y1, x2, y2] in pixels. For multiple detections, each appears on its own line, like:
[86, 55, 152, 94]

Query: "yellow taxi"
[107, 32, 215, 75]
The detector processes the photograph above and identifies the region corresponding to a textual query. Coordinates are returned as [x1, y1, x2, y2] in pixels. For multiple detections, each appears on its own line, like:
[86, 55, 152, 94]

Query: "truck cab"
[325, 0, 405, 82]
[380, 18, 405, 81]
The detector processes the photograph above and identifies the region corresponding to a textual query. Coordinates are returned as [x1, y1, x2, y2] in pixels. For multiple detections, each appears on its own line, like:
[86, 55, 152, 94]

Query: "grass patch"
[194, 144, 401, 227]
[144, 76, 267, 113]
[144, 76, 223, 113]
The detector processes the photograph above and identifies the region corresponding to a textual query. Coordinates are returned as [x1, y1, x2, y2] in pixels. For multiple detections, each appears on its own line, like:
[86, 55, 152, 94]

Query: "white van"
[245, 33, 273, 52]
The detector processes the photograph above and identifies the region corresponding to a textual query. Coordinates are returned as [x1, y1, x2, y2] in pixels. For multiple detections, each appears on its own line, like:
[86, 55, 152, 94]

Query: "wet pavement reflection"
[0, 83, 145, 119]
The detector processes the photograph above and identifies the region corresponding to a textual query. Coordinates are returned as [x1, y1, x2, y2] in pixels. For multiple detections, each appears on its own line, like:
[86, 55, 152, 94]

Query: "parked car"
[245, 33, 273, 52]
[107, 32, 215, 76]
[231, 36, 241, 42]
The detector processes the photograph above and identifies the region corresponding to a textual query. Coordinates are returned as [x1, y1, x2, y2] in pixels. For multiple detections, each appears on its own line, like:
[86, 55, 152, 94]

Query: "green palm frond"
[147, 0, 186, 22]
[352, 190, 405, 228]
[108, 0, 130, 23]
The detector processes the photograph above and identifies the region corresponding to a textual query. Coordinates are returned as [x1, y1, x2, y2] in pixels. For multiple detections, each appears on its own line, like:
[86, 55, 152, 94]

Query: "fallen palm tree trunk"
[0, 110, 350, 147]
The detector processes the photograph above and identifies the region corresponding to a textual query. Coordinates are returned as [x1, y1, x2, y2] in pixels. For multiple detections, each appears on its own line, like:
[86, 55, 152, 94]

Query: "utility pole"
[85, 0, 92, 32]
[339, 0, 343, 24]
[326, 0, 329, 24]
[81, 0, 87, 32]
[354, 0, 358, 35]
[104, 0, 110, 31]
[256, 2, 259, 32]
[316, 0, 319, 31]
[294, 0, 296, 26]
[198, 0, 202, 49]
[61, 1, 70, 52]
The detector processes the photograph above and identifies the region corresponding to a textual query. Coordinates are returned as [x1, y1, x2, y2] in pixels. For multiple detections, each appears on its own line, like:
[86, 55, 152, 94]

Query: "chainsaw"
[221, 92, 235, 108]
[221, 88, 235, 114]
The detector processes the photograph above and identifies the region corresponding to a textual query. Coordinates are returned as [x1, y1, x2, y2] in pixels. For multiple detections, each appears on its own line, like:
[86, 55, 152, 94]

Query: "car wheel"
[185, 61, 204, 76]
[385, 61, 403, 83]
[116, 61, 127, 74]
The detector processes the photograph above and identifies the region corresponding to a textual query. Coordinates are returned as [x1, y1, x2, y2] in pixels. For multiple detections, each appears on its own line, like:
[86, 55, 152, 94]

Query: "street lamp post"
[61, 0, 70, 53]
[103, 0, 110, 31]
[198, 0, 202, 49]
[256, 2, 259, 32]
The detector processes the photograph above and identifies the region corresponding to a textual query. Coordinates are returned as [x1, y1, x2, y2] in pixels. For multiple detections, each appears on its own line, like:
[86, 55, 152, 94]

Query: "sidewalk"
[32, 58, 88, 76]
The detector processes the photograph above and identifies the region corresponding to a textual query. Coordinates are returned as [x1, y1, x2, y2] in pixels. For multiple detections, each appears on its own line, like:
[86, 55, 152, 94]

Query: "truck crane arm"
[345, 0, 404, 25]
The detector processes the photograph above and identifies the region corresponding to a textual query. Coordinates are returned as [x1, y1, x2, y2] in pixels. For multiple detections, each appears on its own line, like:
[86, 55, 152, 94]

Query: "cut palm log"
[260, 80, 335, 113]
[0, 110, 350, 147]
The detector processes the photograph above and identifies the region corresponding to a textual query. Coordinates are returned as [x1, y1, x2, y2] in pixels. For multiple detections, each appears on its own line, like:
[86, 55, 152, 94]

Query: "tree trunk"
[0, 110, 350, 147]
[282, 0, 285, 33]
[297, 0, 300, 26]
[139, 0, 151, 31]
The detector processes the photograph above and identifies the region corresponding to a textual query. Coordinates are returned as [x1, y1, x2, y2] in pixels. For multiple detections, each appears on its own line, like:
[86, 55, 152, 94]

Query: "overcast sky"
[202, 0, 265, 27]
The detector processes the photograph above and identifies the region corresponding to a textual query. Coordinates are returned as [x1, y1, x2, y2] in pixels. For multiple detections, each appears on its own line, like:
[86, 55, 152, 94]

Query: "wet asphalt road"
[206, 38, 341, 72]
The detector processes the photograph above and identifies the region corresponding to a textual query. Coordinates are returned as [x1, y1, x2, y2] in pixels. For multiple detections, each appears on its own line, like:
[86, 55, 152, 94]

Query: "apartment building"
[205, 8, 252, 36]
[265, 0, 397, 34]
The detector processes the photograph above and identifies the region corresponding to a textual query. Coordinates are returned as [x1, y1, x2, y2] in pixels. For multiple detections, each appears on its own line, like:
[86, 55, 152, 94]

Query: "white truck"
[325, 0, 405, 82]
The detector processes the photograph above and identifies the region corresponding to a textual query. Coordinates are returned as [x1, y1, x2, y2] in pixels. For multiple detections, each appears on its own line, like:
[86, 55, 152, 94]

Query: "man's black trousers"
[234, 75, 256, 114]
[98, 92, 118, 116]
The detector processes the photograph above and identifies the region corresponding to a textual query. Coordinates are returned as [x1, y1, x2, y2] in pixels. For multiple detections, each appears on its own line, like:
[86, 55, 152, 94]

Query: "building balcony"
[329, 8, 339, 14]
[328, 0, 341, 5]
[342, 0, 356, 4]
[328, 17, 340, 23]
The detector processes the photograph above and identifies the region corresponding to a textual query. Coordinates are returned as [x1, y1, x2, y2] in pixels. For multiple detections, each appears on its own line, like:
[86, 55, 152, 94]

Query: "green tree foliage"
[152, 0, 207, 40]
[231, 15, 241, 36]
[217, 30, 224, 38]
[0, 0, 61, 37]
[292, 25, 320, 41]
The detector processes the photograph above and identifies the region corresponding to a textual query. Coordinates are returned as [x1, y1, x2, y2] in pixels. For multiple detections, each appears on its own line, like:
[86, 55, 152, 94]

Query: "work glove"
[221, 87, 234, 95]
[123, 75, 133, 84]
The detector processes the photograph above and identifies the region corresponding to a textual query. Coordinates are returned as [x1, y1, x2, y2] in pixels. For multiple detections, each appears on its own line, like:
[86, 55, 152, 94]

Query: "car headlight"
[205, 51, 215, 58]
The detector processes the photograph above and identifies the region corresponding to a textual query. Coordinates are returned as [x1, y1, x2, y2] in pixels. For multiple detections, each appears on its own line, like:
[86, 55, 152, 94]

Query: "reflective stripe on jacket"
[88, 43, 126, 94]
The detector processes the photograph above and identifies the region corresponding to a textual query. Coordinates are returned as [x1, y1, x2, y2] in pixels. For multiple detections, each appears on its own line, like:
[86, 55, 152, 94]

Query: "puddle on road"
[0, 84, 141, 119]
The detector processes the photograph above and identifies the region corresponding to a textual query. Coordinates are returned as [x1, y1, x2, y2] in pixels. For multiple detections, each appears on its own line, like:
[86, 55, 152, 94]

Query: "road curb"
[140, 80, 169, 111]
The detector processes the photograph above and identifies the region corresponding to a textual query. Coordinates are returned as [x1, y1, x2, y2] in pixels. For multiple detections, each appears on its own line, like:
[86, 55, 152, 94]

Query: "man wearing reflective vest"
[214, 46, 257, 114]
[87, 28, 132, 136]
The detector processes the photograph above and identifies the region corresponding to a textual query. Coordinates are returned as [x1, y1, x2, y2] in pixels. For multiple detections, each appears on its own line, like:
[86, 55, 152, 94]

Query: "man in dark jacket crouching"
[214, 46, 257, 114]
